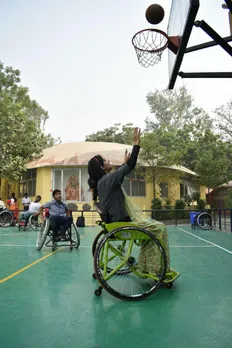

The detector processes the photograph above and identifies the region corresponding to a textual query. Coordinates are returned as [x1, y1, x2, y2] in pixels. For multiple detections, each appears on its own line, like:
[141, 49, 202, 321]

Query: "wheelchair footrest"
[162, 268, 180, 284]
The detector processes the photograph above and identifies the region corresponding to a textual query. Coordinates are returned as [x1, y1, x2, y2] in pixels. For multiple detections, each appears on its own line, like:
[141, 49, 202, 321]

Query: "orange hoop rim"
[132, 28, 169, 53]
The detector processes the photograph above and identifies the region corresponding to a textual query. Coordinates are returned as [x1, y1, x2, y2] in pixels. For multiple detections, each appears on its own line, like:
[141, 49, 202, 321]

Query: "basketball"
[145, 4, 165, 25]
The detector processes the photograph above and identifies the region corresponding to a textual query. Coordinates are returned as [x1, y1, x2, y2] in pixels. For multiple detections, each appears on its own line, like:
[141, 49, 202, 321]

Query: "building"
[206, 181, 232, 209]
[0, 142, 205, 210]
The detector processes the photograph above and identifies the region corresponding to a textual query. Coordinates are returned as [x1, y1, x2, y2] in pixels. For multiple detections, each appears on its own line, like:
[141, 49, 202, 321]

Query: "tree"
[146, 86, 211, 133]
[194, 130, 232, 192]
[85, 123, 134, 144]
[0, 62, 58, 181]
[214, 100, 232, 140]
[140, 127, 189, 198]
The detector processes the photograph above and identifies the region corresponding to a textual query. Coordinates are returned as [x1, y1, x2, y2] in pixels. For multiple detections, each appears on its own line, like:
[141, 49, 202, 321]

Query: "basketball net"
[132, 29, 169, 68]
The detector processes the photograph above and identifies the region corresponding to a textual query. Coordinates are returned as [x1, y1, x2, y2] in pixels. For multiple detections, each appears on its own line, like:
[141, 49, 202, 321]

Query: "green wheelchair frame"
[92, 221, 179, 301]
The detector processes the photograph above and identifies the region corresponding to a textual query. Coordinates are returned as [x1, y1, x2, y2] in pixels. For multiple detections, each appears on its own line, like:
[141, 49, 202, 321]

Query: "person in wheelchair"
[20, 195, 41, 230]
[39, 189, 73, 241]
[88, 127, 178, 278]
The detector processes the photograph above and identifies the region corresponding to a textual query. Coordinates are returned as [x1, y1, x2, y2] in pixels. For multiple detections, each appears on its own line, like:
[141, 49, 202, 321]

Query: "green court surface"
[0, 225, 232, 348]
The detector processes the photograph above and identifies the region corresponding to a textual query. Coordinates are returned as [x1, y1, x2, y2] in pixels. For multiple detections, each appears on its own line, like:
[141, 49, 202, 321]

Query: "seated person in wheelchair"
[20, 195, 41, 229]
[88, 127, 178, 277]
[0, 197, 6, 211]
[39, 189, 73, 241]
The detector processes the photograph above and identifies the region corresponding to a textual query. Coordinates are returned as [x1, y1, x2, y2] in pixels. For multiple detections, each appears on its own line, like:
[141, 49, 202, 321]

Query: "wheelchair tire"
[92, 229, 106, 257]
[94, 226, 167, 301]
[70, 223, 80, 249]
[197, 212, 214, 230]
[36, 219, 50, 250]
[29, 215, 43, 231]
[0, 210, 13, 227]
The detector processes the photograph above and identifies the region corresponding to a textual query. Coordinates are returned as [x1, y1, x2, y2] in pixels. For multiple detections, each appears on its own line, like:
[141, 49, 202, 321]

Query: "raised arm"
[106, 128, 141, 187]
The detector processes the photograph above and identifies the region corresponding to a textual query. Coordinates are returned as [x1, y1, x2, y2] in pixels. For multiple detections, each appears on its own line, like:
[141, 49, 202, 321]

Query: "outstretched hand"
[124, 149, 131, 163]
[133, 127, 141, 145]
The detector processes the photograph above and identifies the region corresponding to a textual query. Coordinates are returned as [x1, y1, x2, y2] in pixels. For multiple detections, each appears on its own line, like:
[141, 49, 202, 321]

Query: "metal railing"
[2, 208, 232, 232]
[73, 208, 232, 232]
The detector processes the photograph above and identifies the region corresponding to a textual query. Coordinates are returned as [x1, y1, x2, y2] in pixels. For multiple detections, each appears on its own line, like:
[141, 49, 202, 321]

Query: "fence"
[74, 208, 232, 232]
[3, 208, 232, 232]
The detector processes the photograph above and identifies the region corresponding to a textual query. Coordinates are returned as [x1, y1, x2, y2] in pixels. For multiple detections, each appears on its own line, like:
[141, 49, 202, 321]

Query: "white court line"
[0, 244, 35, 247]
[178, 227, 232, 255]
[0, 233, 36, 236]
[0, 244, 215, 248]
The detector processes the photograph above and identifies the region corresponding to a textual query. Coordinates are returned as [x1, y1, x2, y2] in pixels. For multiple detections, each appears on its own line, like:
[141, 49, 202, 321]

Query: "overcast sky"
[1, 0, 231, 142]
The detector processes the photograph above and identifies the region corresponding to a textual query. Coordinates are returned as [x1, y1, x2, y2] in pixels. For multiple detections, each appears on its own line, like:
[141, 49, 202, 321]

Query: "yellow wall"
[0, 178, 19, 205]
[36, 167, 53, 204]
[1, 166, 206, 211]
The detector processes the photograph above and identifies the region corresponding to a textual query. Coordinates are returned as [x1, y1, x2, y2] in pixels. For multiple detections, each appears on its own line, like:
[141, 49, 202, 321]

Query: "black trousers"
[51, 215, 73, 234]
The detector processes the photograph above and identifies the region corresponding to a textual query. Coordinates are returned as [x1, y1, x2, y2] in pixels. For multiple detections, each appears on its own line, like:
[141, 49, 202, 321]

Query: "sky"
[0, 0, 231, 143]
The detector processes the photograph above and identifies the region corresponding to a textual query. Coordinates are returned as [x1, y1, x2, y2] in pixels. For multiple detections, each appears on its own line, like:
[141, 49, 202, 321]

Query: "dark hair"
[88, 155, 105, 201]
[24, 193, 28, 196]
[36, 195, 41, 200]
[11, 193, 17, 203]
[52, 189, 61, 197]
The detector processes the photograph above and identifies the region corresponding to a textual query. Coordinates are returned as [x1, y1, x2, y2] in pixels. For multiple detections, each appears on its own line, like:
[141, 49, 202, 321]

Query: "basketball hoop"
[132, 29, 169, 68]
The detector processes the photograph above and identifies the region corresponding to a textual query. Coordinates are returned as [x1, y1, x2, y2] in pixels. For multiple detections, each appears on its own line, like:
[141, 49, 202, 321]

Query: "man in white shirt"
[0, 197, 6, 211]
[21, 195, 41, 229]
[22, 193, 31, 211]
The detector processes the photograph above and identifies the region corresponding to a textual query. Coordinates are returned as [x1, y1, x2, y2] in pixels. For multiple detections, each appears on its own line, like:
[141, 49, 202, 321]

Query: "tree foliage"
[0, 62, 58, 180]
[83, 86, 232, 197]
[194, 130, 232, 191]
[214, 100, 232, 140]
[85, 123, 134, 144]
[146, 86, 211, 132]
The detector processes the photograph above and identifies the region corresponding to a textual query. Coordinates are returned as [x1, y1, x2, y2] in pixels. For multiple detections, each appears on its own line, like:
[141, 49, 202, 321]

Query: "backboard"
[167, 0, 200, 89]
[132, 0, 232, 88]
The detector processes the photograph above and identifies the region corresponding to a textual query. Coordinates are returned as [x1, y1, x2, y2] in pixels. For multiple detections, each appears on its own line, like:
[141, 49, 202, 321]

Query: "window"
[52, 168, 92, 202]
[20, 169, 37, 197]
[120, 168, 146, 197]
[160, 183, 168, 198]
[180, 180, 200, 198]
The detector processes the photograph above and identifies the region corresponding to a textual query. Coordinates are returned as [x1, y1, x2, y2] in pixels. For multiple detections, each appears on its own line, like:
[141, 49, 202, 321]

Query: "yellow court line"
[0, 248, 63, 284]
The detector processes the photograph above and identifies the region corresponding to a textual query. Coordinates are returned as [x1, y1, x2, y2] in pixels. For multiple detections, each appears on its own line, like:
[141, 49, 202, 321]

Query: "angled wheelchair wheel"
[70, 223, 80, 250]
[94, 226, 167, 301]
[36, 219, 50, 250]
[0, 210, 13, 227]
[29, 215, 43, 231]
[197, 212, 214, 230]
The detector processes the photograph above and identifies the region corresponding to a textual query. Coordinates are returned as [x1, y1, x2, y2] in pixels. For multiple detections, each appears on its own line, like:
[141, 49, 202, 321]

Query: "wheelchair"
[190, 211, 215, 230]
[36, 211, 80, 252]
[92, 221, 179, 301]
[0, 208, 14, 227]
[18, 213, 43, 231]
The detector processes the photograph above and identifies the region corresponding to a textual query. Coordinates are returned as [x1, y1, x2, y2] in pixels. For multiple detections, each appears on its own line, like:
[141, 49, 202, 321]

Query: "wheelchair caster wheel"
[94, 287, 102, 297]
[166, 282, 173, 289]
[70, 247, 73, 251]
[92, 273, 97, 279]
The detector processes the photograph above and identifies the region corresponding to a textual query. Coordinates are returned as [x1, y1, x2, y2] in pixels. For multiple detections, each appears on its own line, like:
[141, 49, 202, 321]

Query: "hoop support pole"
[194, 20, 232, 56]
[178, 71, 232, 78]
